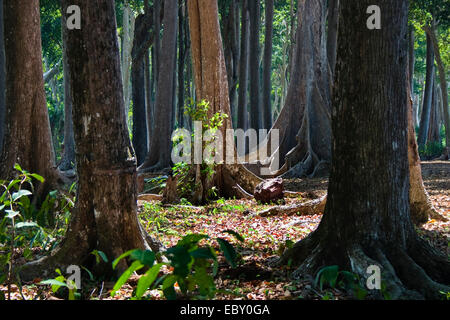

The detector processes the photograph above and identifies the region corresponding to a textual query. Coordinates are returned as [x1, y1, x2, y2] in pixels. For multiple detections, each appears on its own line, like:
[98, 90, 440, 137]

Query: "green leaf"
[223, 230, 245, 242]
[29, 174, 45, 183]
[130, 250, 155, 267]
[190, 247, 216, 260]
[15, 222, 39, 229]
[166, 246, 192, 278]
[112, 249, 138, 270]
[5, 210, 20, 219]
[162, 275, 177, 300]
[40, 278, 67, 293]
[177, 234, 209, 248]
[12, 190, 32, 202]
[91, 250, 109, 264]
[14, 164, 23, 172]
[111, 261, 144, 297]
[315, 265, 339, 290]
[135, 263, 164, 299]
[217, 238, 237, 268]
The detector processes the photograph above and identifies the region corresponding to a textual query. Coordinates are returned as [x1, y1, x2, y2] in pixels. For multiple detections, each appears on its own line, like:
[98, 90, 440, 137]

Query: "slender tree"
[262, 0, 274, 130]
[21, 0, 162, 280]
[248, 0, 262, 132]
[326, 0, 339, 76]
[139, 0, 178, 173]
[237, 0, 249, 131]
[0, 1, 5, 155]
[279, 0, 449, 299]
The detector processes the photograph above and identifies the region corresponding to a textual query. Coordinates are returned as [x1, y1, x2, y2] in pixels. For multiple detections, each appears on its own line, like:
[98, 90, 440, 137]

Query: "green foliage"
[111, 231, 244, 300]
[315, 266, 368, 300]
[39, 268, 80, 300]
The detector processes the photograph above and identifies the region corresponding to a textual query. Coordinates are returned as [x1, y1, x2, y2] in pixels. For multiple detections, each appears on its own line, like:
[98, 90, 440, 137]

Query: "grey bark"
[262, 0, 274, 130]
[248, 0, 261, 131]
[237, 0, 249, 131]
[326, 0, 339, 76]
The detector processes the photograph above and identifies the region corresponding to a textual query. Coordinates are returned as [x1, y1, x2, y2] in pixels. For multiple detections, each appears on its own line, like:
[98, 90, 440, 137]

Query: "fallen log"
[255, 195, 327, 217]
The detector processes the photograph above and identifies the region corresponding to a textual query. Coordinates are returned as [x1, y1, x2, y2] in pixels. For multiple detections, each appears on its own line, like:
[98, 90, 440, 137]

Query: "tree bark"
[139, 0, 178, 173]
[279, 0, 449, 299]
[20, 0, 163, 281]
[0, 0, 61, 194]
[262, 0, 274, 130]
[417, 34, 435, 149]
[0, 2, 5, 155]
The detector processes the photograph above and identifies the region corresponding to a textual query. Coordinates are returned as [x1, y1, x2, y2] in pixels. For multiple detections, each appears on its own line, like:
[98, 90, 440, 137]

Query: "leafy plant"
[315, 265, 368, 300]
[111, 231, 243, 300]
[39, 268, 80, 300]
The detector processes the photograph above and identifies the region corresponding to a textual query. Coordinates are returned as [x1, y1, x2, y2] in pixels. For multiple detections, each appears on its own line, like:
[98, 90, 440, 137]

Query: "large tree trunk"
[0, 0, 61, 194]
[58, 3, 75, 172]
[139, 0, 178, 173]
[20, 0, 162, 281]
[252, 0, 332, 178]
[187, 0, 261, 201]
[279, 0, 449, 300]
[237, 0, 249, 131]
[0, 1, 5, 155]
[423, 24, 450, 159]
[262, 0, 274, 130]
[248, 0, 262, 132]
[417, 34, 435, 149]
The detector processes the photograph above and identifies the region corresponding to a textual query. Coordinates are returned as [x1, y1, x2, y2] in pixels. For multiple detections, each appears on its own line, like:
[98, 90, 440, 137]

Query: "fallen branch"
[255, 195, 327, 217]
[138, 194, 163, 202]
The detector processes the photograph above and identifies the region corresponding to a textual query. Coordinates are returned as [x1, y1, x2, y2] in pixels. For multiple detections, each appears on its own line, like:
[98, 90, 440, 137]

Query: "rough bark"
[58, 4, 75, 172]
[248, 0, 262, 132]
[417, 34, 435, 149]
[0, 1, 5, 155]
[278, 0, 450, 300]
[139, 0, 178, 173]
[262, 0, 274, 130]
[20, 0, 163, 281]
[0, 0, 61, 194]
[237, 0, 249, 131]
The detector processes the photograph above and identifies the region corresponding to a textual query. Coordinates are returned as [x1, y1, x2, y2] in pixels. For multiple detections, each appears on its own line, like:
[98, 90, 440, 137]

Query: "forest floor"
[2, 161, 449, 300]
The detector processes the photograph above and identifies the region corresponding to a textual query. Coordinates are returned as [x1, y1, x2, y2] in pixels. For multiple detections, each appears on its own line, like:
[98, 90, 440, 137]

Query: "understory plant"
[111, 230, 243, 300]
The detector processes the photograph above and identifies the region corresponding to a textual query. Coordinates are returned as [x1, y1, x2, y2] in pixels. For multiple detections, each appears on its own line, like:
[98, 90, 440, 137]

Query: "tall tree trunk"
[250, 0, 332, 178]
[280, 0, 449, 299]
[187, 0, 261, 201]
[58, 3, 75, 172]
[121, 2, 135, 123]
[177, 0, 186, 129]
[237, 0, 249, 131]
[0, 0, 61, 194]
[21, 0, 162, 281]
[0, 1, 5, 155]
[326, 0, 339, 76]
[248, 0, 261, 131]
[417, 34, 435, 149]
[262, 0, 274, 130]
[139, 0, 178, 173]
[427, 81, 440, 144]
[423, 24, 450, 159]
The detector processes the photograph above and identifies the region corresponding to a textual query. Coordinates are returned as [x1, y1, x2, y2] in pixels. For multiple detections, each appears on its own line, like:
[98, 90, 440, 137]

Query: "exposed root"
[254, 195, 326, 217]
[138, 194, 163, 201]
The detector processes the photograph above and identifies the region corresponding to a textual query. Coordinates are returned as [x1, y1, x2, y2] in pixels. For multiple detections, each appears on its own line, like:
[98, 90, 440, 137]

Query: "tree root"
[253, 195, 326, 217]
[274, 232, 450, 299]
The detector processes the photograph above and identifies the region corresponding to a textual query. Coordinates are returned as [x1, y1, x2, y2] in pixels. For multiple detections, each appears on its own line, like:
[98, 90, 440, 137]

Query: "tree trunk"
[248, 0, 262, 132]
[21, 0, 163, 281]
[423, 24, 450, 159]
[0, 0, 61, 194]
[177, 1, 186, 129]
[237, 0, 249, 131]
[121, 2, 135, 123]
[252, 0, 332, 178]
[187, 0, 261, 200]
[262, 0, 274, 130]
[0, 1, 5, 155]
[326, 0, 339, 76]
[427, 82, 440, 144]
[139, 0, 178, 173]
[417, 34, 435, 149]
[58, 3, 75, 172]
[279, 0, 449, 300]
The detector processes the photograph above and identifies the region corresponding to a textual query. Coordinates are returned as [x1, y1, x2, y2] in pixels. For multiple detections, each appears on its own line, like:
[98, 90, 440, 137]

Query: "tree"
[139, 0, 178, 173]
[58, 2, 75, 172]
[21, 0, 162, 280]
[279, 0, 449, 299]
[262, 0, 274, 130]
[187, 0, 261, 202]
[248, 0, 262, 132]
[237, 0, 249, 131]
[417, 33, 435, 149]
[326, 0, 339, 76]
[0, 1, 5, 155]
[0, 0, 62, 196]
